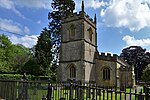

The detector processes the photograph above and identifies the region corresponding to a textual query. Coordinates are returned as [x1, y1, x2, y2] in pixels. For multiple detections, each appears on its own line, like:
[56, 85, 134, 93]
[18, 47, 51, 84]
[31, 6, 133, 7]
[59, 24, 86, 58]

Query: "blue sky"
[0, 0, 150, 55]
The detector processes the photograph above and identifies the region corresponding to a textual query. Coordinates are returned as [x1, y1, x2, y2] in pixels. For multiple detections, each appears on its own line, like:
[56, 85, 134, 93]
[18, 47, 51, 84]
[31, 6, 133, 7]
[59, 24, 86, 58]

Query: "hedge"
[0, 74, 51, 81]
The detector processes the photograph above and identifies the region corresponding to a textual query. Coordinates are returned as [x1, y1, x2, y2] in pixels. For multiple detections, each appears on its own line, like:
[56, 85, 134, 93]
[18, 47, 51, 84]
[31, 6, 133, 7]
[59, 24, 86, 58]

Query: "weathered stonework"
[57, 2, 135, 88]
[95, 53, 135, 88]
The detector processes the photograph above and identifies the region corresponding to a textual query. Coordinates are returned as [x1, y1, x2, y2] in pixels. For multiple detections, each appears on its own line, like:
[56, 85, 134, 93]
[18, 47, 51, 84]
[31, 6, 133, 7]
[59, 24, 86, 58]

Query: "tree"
[142, 64, 150, 82]
[10, 44, 31, 73]
[120, 46, 150, 80]
[48, 0, 75, 64]
[0, 34, 31, 73]
[0, 34, 13, 73]
[23, 58, 42, 76]
[35, 28, 53, 75]
[0, 34, 12, 48]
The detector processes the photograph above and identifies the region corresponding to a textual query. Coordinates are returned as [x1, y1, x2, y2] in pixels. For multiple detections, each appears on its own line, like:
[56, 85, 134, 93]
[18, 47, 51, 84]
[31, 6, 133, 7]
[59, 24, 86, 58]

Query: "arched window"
[103, 68, 110, 80]
[69, 25, 75, 40]
[88, 27, 93, 42]
[69, 64, 76, 79]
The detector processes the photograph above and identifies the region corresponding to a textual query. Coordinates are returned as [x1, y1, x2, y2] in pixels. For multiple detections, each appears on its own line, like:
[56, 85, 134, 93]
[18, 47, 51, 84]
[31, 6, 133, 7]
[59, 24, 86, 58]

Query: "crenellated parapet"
[96, 52, 118, 61]
[62, 0, 96, 28]
[96, 52, 130, 67]
[62, 11, 96, 28]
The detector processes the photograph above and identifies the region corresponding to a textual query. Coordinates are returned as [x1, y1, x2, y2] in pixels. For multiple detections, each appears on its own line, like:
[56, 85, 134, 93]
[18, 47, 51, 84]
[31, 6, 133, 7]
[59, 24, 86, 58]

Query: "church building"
[57, 1, 135, 88]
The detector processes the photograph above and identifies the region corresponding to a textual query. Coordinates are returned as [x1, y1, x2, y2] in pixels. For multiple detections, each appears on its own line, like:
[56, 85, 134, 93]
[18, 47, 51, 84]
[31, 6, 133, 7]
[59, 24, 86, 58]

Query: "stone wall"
[58, 11, 96, 82]
[58, 61, 84, 82]
[95, 53, 135, 88]
[95, 59, 117, 87]
[84, 62, 95, 82]
[119, 66, 135, 88]
[60, 41, 82, 61]
[61, 20, 83, 42]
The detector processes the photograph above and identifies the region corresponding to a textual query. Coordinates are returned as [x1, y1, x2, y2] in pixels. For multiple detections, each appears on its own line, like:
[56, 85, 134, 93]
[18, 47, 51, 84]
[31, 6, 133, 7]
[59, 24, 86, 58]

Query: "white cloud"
[0, 0, 26, 19]
[0, 0, 14, 9]
[0, 0, 52, 18]
[101, 0, 150, 31]
[37, 20, 41, 24]
[16, 0, 52, 10]
[0, 18, 22, 33]
[12, 9, 26, 19]
[86, 0, 106, 9]
[123, 35, 150, 47]
[74, 0, 106, 10]
[0, 18, 30, 35]
[9, 35, 38, 48]
[141, 0, 150, 4]
[24, 26, 30, 34]
[16, 0, 106, 10]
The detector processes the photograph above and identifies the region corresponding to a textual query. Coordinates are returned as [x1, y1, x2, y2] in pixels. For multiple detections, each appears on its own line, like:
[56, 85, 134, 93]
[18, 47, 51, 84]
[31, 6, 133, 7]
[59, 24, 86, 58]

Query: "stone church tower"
[57, 1, 97, 82]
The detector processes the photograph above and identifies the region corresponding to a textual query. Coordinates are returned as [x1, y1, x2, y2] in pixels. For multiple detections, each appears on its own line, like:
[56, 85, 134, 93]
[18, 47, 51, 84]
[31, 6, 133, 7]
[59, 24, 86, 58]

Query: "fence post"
[145, 92, 149, 100]
[69, 80, 73, 100]
[47, 80, 52, 100]
[92, 83, 96, 100]
[18, 73, 28, 100]
[86, 85, 91, 98]
[77, 81, 84, 100]
[144, 86, 150, 100]
[42, 95, 47, 100]
[138, 91, 144, 100]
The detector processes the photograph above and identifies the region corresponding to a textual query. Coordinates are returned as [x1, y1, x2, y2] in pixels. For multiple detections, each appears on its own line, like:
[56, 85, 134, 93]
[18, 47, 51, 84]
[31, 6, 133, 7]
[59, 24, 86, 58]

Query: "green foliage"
[120, 46, 150, 80]
[23, 58, 43, 76]
[142, 64, 150, 82]
[0, 34, 31, 73]
[0, 34, 13, 73]
[0, 34, 11, 72]
[35, 28, 53, 75]
[48, 0, 75, 64]
[0, 34, 12, 48]
[0, 74, 22, 80]
[0, 74, 51, 81]
[51, 0, 75, 17]
[10, 44, 31, 73]
[38, 0, 75, 80]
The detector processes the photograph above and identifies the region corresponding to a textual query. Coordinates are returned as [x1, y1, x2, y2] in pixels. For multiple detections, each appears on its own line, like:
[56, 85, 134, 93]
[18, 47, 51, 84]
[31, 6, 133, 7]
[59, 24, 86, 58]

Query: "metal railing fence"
[0, 80, 149, 100]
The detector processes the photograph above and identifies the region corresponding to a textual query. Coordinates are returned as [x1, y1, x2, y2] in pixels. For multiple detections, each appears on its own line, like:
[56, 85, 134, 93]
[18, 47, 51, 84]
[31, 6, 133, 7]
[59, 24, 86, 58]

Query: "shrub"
[0, 74, 22, 80]
[142, 64, 150, 82]
[0, 74, 52, 81]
